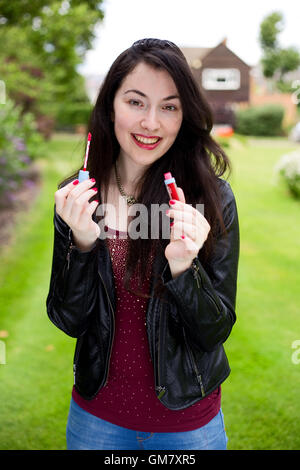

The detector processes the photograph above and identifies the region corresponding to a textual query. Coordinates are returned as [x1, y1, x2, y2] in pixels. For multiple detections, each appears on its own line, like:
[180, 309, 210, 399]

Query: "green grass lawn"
[222, 136, 300, 450]
[0, 133, 299, 449]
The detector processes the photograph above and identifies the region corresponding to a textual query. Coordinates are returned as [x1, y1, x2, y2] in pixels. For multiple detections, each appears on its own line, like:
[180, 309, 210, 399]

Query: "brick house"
[181, 39, 251, 126]
[181, 39, 298, 127]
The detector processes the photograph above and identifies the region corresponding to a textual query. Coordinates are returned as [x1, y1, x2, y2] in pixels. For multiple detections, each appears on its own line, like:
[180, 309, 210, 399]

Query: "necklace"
[114, 162, 137, 206]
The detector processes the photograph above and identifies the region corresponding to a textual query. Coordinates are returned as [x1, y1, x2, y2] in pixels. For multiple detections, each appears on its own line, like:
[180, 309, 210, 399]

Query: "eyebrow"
[124, 89, 180, 101]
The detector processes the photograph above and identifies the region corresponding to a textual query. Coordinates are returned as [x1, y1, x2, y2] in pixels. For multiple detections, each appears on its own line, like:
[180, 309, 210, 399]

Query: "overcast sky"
[79, 0, 300, 76]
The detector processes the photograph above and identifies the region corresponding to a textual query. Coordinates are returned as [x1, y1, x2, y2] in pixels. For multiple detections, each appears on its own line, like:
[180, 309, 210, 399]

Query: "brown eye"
[129, 99, 142, 107]
[163, 105, 177, 111]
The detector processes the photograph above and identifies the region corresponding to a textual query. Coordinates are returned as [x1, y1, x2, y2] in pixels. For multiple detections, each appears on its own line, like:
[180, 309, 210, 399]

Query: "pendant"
[126, 196, 137, 206]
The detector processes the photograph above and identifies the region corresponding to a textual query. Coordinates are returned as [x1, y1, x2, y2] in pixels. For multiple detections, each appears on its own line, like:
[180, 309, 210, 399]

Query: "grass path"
[0, 134, 299, 449]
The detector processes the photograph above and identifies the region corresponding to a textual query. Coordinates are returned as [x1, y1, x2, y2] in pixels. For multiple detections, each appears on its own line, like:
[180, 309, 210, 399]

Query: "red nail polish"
[181, 235, 185, 239]
[90, 178, 96, 182]
[95, 200, 99, 203]
[73, 179, 79, 185]
[92, 187, 98, 191]
[169, 200, 176, 205]
[170, 222, 174, 227]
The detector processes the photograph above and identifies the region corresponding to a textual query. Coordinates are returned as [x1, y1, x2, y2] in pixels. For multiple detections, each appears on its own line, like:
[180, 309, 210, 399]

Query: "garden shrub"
[54, 102, 93, 131]
[0, 99, 44, 206]
[235, 104, 285, 136]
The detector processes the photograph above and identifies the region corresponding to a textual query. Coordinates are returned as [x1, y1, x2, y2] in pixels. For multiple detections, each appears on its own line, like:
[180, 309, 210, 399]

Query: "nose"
[140, 107, 160, 132]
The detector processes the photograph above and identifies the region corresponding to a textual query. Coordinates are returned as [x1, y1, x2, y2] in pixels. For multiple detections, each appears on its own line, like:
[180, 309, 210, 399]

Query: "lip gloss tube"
[78, 132, 91, 183]
[164, 172, 180, 201]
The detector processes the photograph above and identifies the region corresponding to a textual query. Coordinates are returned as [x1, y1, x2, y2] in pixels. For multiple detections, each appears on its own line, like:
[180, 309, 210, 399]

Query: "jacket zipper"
[191, 259, 221, 314]
[97, 269, 115, 387]
[191, 259, 201, 288]
[66, 228, 75, 271]
[156, 385, 166, 400]
[62, 235, 75, 300]
[66, 228, 78, 385]
[66, 244, 75, 270]
[73, 363, 76, 385]
[189, 347, 205, 397]
[68, 230, 115, 389]
[73, 269, 116, 390]
[155, 302, 166, 400]
[183, 328, 205, 397]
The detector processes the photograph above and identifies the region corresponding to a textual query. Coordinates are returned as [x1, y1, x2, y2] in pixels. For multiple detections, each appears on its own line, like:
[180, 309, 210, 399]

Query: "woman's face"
[113, 62, 183, 168]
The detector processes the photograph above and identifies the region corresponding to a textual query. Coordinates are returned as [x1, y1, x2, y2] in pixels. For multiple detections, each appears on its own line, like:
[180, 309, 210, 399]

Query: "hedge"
[235, 104, 285, 136]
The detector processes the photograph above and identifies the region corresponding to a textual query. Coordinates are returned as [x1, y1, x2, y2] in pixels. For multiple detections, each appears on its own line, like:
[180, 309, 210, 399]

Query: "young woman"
[46, 38, 240, 450]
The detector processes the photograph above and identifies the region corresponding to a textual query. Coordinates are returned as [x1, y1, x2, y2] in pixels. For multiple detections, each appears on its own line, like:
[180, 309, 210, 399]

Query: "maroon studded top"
[72, 226, 221, 432]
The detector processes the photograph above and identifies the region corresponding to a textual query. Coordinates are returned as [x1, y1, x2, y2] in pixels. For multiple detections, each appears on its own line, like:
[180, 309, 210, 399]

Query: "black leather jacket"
[46, 178, 239, 410]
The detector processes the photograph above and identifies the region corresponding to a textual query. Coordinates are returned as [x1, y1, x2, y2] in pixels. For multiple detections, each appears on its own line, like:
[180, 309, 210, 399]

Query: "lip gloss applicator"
[164, 172, 180, 201]
[78, 132, 92, 183]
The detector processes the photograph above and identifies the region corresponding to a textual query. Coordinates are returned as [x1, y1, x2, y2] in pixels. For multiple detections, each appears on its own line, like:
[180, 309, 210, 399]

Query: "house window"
[202, 68, 240, 90]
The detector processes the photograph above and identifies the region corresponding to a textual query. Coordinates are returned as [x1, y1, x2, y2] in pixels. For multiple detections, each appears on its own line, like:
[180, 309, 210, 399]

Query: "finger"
[55, 179, 79, 214]
[171, 221, 197, 241]
[64, 179, 96, 219]
[67, 178, 96, 201]
[69, 188, 99, 225]
[168, 198, 207, 219]
[80, 200, 100, 233]
[168, 199, 195, 219]
[167, 203, 209, 230]
[167, 208, 198, 226]
[176, 187, 186, 204]
[168, 198, 201, 215]
[179, 234, 199, 253]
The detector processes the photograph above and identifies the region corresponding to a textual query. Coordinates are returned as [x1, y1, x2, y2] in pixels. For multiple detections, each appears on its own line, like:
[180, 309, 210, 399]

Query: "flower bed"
[0, 99, 43, 207]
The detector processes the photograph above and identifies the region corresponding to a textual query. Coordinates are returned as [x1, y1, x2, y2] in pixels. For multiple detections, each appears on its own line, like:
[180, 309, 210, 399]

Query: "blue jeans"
[66, 398, 228, 450]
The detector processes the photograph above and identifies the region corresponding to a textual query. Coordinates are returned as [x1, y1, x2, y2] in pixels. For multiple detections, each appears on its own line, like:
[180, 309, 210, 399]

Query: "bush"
[235, 104, 285, 136]
[274, 150, 300, 199]
[54, 102, 93, 131]
[0, 99, 44, 205]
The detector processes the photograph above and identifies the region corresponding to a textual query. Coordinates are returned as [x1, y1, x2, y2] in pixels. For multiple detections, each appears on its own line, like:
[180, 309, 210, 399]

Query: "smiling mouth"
[132, 134, 162, 145]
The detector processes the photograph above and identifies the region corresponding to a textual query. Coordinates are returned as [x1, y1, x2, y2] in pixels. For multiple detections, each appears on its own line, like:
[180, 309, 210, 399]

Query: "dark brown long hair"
[60, 38, 231, 297]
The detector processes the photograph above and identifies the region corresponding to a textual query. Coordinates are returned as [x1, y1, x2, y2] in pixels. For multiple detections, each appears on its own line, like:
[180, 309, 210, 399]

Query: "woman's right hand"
[55, 178, 100, 251]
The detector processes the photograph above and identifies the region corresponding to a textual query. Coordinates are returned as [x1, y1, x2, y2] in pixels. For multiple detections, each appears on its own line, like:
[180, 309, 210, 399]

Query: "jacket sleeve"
[46, 206, 99, 338]
[161, 180, 240, 352]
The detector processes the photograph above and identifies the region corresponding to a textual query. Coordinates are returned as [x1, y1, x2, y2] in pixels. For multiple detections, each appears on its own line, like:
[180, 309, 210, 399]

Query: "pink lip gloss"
[78, 132, 92, 183]
[164, 172, 180, 201]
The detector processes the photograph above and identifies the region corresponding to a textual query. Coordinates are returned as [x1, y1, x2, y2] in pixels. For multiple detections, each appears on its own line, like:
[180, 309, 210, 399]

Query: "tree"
[0, 1, 104, 133]
[0, 0, 103, 26]
[259, 11, 300, 91]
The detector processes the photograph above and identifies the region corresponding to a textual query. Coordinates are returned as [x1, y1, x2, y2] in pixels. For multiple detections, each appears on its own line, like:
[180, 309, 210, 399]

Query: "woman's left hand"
[165, 188, 211, 277]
